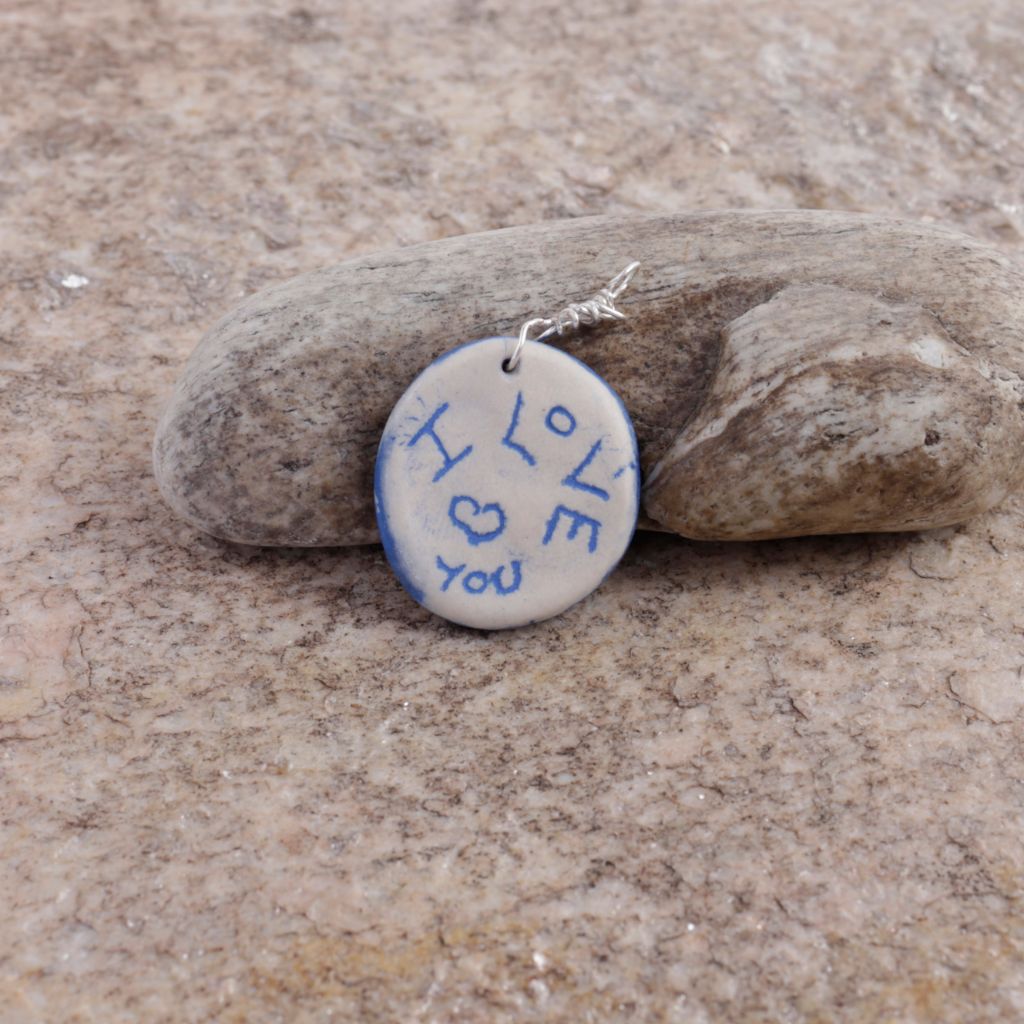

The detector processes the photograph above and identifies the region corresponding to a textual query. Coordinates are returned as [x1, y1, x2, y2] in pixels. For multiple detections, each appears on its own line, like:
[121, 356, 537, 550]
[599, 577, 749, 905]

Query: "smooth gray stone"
[153, 211, 1024, 546]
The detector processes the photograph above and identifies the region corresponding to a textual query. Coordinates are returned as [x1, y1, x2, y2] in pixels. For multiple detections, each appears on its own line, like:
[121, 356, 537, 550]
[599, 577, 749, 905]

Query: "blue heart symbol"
[448, 495, 507, 546]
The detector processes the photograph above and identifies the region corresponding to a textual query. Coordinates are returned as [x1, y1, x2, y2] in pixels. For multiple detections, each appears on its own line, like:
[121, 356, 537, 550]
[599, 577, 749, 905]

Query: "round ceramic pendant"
[375, 337, 640, 629]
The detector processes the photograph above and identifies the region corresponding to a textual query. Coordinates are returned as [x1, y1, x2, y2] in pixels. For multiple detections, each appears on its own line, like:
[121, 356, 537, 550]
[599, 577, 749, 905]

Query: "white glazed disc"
[375, 337, 640, 629]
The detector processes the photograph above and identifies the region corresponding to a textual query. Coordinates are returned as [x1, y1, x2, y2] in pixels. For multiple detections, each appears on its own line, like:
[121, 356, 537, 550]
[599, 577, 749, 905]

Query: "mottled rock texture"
[646, 279, 1024, 538]
[5, 1, 1024, 1022]
[154, 211, 1024, 544]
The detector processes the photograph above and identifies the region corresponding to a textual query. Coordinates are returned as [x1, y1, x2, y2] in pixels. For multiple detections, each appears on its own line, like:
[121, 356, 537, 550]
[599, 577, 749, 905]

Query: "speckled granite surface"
[3, 1, 1024, 1021]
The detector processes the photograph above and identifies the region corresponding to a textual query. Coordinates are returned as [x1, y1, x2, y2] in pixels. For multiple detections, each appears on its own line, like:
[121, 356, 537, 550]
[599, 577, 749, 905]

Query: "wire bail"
[504, 261, 641, 372]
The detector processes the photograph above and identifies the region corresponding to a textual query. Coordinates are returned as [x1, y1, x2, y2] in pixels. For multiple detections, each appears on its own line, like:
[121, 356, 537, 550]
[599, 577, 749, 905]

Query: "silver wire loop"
[504, 261, 641, 372]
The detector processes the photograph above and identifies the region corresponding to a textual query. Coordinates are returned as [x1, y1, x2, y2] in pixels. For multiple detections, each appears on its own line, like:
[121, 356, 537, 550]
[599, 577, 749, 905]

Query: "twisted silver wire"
[505, 261, 640, 372]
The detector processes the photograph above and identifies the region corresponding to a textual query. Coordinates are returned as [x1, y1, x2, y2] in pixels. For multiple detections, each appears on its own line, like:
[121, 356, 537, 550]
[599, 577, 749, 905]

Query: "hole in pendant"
[502, 357, 517, 374]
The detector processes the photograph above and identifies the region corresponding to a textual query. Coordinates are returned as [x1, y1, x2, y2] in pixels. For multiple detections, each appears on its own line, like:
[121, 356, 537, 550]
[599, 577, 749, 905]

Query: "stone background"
[3, 1, 1024, 1021]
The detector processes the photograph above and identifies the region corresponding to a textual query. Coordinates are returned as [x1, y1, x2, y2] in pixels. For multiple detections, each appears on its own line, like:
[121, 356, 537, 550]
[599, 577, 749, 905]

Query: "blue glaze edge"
[374, 432, 426, 606]
[596, 368, 641, 592]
